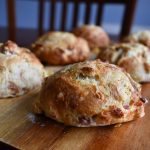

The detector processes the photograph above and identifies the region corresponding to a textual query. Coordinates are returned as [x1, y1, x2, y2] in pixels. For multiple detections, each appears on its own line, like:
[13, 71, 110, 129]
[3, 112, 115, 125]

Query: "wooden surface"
[0, 70, 150, 150]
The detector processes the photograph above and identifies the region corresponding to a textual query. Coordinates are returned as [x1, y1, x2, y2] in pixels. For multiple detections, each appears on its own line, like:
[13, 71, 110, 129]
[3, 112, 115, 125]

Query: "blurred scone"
[34, 60, 145, 127]
[0, 41, 45, 98]
[98, 43, 150, 83]
[124, 30, 150, 49]
[32, 32, 90, 65]
[73, 25, 110, 50]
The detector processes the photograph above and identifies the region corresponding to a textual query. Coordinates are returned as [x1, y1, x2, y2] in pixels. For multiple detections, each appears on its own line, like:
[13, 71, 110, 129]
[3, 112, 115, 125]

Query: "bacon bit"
[123, 105, 129, 110]
[57, 48, 65, 54]
[144, 63, 150, 73]
[130, 100, 134, 105]
[111, 108, 124, 118]
[22, 87, 29, 93]
[44, 76, 49, 80]
[80, 67, 94, 72]
[78, 116, 91, 125]
[92, 114, 97, 120]
[9, 81, 19, 94]
[78, 73, 85, 79]
[33, 44, 43, 49]
[70, 102, 77, 109]
[135, 101, 143, 106]
[0, 66, 5, 72]
[140, 97, 148, 104]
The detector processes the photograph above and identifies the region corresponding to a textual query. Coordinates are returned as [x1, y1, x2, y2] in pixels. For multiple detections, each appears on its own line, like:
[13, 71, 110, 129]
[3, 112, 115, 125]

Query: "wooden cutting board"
[0, 67, 150, 150]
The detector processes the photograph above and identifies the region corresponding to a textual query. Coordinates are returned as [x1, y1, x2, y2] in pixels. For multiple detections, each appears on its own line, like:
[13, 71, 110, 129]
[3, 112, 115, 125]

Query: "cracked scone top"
[0, 41, 45, 98]
[34, 60, 145, 127]
[73, 25, 110, 50]
[98, 43, 150, 83]
[124, 30, 150, 49]
[32, 32, 90, 65]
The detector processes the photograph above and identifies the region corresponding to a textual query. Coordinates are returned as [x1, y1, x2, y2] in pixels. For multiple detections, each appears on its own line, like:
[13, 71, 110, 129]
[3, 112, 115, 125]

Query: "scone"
[73, 25, 110, 50]
[98, 43, 150, 83]
[124, 30, 150, 49]
[34, 60, 146, 127]
[0, 41, 45, 98]
[31, 32, 90, 65]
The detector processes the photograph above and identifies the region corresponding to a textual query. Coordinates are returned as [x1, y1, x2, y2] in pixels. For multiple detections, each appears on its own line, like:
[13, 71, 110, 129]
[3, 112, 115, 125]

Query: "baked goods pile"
[2, 25, 149, 127]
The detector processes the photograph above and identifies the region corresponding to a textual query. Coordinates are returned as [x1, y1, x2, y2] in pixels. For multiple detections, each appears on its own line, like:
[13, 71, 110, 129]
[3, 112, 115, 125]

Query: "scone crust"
[34, 60, 145, 127]
[0, 41, 45, 98]
[98, 43, 150, 83]
[32, 32, 90, 65]
[124, 30, 150, 49]
[73, 25, 110, 50]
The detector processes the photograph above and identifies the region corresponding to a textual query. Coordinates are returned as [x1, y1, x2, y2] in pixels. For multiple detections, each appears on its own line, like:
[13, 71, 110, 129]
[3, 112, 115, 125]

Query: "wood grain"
[0, 70, 150, 150]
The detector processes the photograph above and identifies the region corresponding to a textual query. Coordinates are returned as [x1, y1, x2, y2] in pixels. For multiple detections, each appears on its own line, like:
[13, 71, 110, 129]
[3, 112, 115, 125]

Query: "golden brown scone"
[124, 30, 150, 49]
[34, 60, 146, 127]
[0, 41, 45, 98]
[73, 25, 110, 50]
[98, 43, 150, 83]
[31, 32, 90, 65]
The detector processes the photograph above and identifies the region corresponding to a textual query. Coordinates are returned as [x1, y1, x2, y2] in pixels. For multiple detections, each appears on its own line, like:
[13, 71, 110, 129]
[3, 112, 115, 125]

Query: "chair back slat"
[72, 0, 80, 28]
[61, 0, 67, 31]
[50, 0, 56, 31]
[96, 3, 104, 26]
[84, 0, 92, 24]
[7, 0, 16, 41]
[120, 0, 137, 38]
[38, 0, 44, 35]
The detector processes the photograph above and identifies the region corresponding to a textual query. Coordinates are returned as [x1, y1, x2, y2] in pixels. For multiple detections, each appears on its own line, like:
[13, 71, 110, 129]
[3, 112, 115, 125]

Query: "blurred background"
[0, 0, 150, 46]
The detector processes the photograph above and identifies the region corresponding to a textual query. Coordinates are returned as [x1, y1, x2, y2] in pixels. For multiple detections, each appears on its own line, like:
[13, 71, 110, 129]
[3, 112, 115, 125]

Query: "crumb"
[114, 123, 122, 127]
[27, 113, 36, 124]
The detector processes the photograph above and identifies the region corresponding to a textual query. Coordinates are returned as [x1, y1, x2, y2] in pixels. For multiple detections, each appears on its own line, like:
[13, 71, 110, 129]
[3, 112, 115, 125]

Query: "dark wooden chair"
[7, 0, 137, 41]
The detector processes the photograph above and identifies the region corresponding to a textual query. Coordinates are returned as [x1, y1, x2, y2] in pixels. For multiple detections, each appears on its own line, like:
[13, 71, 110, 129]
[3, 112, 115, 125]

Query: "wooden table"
[0, 76, 150, 150]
